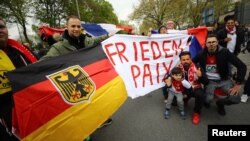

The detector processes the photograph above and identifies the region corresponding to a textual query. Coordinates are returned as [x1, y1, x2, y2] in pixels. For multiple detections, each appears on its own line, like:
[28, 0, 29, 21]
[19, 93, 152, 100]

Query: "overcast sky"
[106, 0, 139, 21]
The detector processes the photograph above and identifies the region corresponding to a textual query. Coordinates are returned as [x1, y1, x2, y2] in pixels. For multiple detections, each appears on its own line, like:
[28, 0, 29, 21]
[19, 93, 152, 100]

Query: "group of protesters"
[0, 14, 250, 141]
[152, 15, 249, 126]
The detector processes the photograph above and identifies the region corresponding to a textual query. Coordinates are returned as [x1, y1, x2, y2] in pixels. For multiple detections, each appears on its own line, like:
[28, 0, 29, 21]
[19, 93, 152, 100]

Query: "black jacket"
[217, 27, 244, 56]
[192, 46, 247, 84]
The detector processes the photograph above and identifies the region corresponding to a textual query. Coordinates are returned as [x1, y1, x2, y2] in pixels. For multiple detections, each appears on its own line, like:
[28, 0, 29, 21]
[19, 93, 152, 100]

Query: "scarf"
[63, 30, 86, 50]
[179, 63, 202, 89]
[226, 26, 237, 53]
[226, 26, 236, 35]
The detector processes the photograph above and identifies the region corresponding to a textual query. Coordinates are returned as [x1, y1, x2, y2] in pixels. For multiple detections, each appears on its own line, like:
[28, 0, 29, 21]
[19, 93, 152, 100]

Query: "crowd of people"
[157, 16, 249, 126]
[145, 15, 249, 125]
[0, 14, 250, 141]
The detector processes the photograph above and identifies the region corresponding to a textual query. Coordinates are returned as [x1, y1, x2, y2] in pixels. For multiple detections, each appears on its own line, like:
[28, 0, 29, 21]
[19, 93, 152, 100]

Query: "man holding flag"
[40, 15, 112, 60]
[7, 15, 127, 140]
[40, 15, 114, 140]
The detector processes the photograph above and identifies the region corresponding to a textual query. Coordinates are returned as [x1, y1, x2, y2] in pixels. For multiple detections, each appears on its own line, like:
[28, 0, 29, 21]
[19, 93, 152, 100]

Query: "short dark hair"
[158, 25, 167, 33]
[179, 51, 191, 59]
[206, 33, 218, 41]
[224, 15, 235, 23]
[171, 67, 182, 75]
[66, 15, 80, 25]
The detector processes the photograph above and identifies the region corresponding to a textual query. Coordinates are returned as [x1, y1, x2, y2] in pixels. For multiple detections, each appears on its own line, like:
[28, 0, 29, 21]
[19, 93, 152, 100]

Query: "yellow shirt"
[0, 49, 15, 94]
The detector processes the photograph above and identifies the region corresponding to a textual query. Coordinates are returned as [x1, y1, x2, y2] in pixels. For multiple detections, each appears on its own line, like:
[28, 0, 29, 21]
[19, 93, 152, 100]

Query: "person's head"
[158, 25, 167, 34]
[224, 15, 235, 30]
[171, 67, 183, 81]
[166, 20, 175, 30]
[0, 17, 8, 49]
[179, 51, 192, 70]
[66, 15, 81, 38]
[235, 20, 240, 27]
[206, 34, 218, 54]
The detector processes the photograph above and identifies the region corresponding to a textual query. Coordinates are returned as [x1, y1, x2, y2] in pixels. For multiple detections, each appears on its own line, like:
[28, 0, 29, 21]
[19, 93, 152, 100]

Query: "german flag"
[7, 45, 128, 141]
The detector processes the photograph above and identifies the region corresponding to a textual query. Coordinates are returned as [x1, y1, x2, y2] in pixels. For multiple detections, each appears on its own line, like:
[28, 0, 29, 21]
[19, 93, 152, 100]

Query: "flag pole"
[75, 0, 81, 19]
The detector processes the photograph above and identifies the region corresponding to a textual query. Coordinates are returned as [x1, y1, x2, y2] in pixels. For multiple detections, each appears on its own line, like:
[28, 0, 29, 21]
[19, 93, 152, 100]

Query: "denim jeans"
[205, 79, 233, 103]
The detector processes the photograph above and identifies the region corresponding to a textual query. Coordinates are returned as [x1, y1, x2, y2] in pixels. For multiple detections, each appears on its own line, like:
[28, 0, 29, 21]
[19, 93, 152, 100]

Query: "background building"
[202, 8, 214, 26]
[202, 0, 250, 25]
[235, 0, 250, 24]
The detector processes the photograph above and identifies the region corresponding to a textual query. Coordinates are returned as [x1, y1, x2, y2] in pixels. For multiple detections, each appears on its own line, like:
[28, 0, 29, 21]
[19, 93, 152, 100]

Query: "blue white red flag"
[82, 23, 132, 36]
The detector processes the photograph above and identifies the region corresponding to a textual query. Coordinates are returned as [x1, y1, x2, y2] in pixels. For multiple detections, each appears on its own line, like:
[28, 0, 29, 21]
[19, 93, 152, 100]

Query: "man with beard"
[193, 34, 246, 116]
[178, 51, 208, 124]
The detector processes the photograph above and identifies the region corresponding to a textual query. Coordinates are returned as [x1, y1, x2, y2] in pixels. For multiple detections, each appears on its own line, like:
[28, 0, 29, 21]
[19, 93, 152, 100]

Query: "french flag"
[189, 36, 203, 58]
[82, 23, 132, 36]
[160, 26, 208, 58]
[153, 26, 208, 48]
[185, 26, 208, 57]
[39, 24, 132, 38]
[152, 27, 207, 58]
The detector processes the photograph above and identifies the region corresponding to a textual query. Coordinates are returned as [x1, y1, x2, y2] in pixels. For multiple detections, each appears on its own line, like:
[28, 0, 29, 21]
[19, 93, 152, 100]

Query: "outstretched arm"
[84, 34, 111, 48]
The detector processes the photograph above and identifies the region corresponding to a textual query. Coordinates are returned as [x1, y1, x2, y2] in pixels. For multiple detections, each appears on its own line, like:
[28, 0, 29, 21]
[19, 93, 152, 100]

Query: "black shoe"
[99, 118, 113, 128]
[216, 101, 226, 116]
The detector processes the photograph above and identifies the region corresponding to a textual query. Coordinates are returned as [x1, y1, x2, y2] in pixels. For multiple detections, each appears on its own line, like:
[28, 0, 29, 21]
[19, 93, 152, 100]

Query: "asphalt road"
[91, 52, 250, 141]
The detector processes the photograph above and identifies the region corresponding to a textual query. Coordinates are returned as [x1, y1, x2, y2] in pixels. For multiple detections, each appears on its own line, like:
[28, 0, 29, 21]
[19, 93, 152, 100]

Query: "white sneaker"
[241, 94, 248, 103]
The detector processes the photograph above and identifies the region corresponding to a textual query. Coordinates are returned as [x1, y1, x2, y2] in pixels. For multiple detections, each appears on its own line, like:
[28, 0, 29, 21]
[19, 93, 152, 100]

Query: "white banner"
[102, 34, 191, 98]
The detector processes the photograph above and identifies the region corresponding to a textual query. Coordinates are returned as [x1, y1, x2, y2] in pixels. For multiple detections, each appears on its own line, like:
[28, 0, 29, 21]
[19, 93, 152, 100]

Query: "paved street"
[92, 53, 250, 141]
